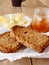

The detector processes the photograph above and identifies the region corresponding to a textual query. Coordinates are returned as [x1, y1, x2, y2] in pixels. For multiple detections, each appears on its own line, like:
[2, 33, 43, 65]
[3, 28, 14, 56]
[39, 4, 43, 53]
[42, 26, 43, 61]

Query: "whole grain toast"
[11, 25, 49, 53]
[0, 32, 21, 53]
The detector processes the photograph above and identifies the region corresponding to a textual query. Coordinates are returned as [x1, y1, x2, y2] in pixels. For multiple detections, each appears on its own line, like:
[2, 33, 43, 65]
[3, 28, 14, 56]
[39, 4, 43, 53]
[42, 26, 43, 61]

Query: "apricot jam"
[31, 18, 49, 32]
[31, 8, 49, 32]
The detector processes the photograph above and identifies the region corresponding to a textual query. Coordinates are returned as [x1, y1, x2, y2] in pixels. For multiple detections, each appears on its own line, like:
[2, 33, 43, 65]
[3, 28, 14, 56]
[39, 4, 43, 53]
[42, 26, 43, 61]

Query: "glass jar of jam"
[31, 8, 49, 32]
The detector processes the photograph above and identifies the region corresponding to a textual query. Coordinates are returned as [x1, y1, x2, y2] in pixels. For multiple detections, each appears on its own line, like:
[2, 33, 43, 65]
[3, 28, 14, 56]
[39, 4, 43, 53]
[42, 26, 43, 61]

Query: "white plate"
[0, 14, 49, 62]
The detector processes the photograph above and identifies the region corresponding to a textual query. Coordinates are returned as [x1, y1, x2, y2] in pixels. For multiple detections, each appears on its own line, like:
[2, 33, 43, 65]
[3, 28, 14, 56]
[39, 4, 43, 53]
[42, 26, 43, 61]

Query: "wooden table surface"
[0, 0, 49, 65]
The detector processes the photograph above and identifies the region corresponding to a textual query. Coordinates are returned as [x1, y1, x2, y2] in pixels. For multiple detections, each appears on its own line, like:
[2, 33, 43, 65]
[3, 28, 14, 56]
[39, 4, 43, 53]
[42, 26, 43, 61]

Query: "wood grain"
[39, 0, 49, 7]
[32, 58, 49, 65]
[21, 0, 46, 7]
[0, 0, 22, 15]
[0, 58, 31, 65]
[21, 6, 34, 18]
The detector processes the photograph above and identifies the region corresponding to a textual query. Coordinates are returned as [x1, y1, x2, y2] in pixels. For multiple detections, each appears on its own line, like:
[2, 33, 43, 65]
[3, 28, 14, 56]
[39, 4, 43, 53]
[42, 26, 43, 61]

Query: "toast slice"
[0, 32, 21, 53]
[11, 25, 49, 53]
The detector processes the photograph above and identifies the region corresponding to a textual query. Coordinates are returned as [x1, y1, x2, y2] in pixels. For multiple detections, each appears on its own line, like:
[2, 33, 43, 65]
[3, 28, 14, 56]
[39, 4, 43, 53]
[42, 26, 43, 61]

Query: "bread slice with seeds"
[11, 25, 49, 53]
[0, 32, 21, 53]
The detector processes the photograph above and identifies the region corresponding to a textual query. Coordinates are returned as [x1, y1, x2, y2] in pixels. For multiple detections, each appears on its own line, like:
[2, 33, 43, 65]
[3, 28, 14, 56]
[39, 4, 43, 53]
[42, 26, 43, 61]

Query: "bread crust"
[10, 25, 23, 38]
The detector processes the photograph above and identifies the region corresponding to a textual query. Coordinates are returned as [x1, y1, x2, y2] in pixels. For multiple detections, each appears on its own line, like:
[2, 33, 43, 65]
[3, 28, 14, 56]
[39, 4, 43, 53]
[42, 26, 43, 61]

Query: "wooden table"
[0, 0, 49, 65]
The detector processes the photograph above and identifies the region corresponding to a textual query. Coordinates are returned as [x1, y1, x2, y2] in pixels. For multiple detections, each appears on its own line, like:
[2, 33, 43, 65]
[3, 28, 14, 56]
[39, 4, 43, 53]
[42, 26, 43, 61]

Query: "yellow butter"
[0, 16, 9, 24]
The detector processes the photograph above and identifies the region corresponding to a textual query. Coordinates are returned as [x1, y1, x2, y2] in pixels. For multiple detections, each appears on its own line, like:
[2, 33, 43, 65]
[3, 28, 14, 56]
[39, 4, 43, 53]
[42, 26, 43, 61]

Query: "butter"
[0, 13, 29, 29]
[0, 16, 9, 25]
